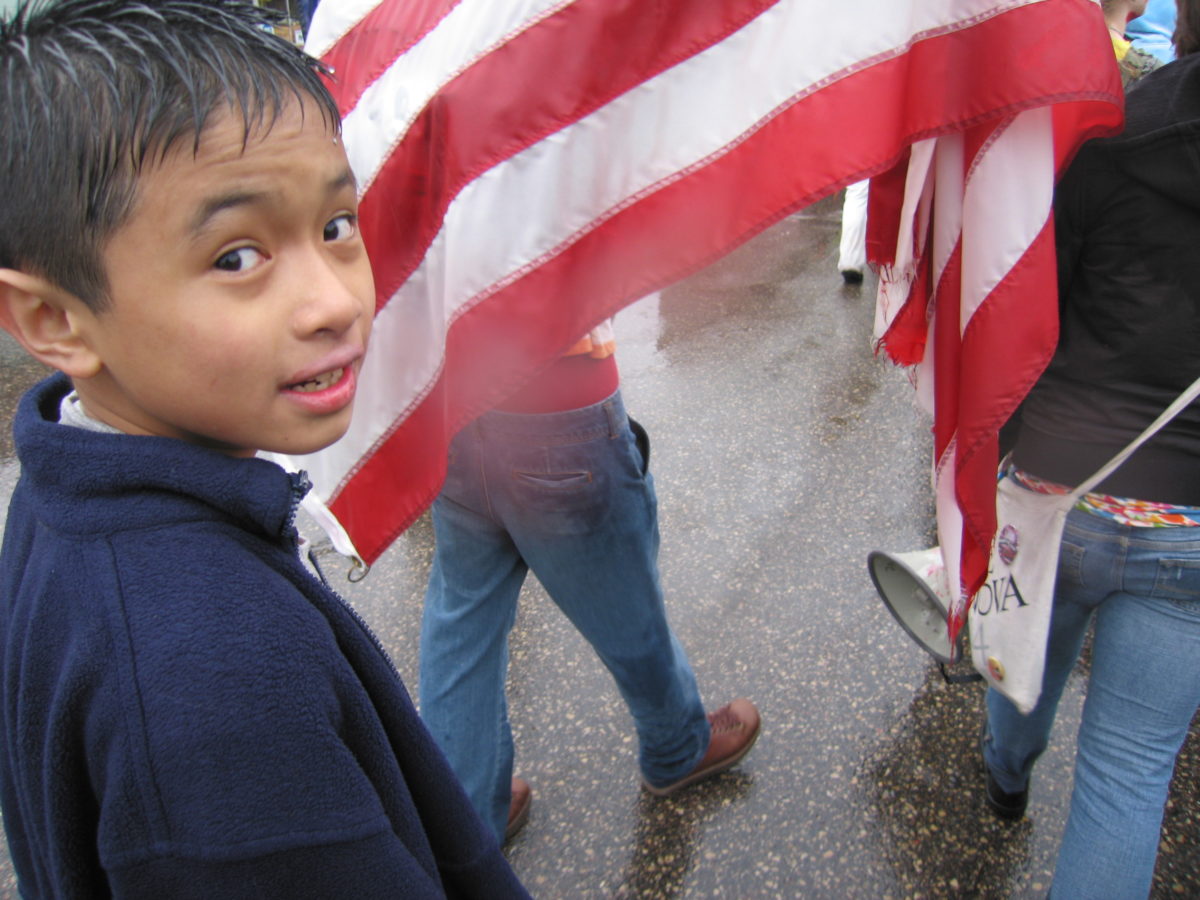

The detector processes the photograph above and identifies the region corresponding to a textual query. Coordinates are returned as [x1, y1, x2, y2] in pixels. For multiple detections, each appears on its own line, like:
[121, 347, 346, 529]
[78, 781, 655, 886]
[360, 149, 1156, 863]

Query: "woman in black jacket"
[981, 3, 1200, 897]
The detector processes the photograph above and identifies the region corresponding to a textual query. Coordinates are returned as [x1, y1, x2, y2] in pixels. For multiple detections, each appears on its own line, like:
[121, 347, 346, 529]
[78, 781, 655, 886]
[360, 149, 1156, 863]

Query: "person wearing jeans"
[420, 320, 760, 844]
[980, 9, 1200, 896]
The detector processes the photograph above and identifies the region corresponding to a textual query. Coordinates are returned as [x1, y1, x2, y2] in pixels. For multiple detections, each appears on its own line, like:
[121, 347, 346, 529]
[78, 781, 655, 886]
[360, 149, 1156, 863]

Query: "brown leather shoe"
[504, 777, 532, 843]
[642, 698, 761, 797]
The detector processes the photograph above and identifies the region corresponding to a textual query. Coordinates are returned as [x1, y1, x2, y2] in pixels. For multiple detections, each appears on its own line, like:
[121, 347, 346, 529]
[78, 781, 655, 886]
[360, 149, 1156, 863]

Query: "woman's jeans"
[419, 390, 708, 841]
[983, 509, 1200, 899]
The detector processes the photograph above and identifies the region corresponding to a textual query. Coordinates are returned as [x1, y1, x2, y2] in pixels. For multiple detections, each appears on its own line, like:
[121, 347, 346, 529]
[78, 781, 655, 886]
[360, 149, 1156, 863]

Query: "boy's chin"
[263, 432, 349, 458]
[254, 420, 353, 459]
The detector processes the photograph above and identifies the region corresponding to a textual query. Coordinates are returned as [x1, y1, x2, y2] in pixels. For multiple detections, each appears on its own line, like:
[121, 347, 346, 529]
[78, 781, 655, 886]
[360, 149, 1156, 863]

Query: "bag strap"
[1068, 374, 1200, 501]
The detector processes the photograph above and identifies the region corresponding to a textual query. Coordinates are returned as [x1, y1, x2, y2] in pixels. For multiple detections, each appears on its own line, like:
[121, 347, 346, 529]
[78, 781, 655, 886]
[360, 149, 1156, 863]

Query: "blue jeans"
[419, 390, 709, 841]
[984, 509, 1200, 899]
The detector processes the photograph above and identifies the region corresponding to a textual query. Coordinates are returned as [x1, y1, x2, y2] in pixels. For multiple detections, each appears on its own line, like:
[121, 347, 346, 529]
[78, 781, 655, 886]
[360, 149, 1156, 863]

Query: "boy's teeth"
[292, 367, 343, 393]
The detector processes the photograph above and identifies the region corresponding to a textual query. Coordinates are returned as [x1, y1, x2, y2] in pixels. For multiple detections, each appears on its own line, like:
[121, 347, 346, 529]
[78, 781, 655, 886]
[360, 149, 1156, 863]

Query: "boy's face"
[74, 98, 374, 457]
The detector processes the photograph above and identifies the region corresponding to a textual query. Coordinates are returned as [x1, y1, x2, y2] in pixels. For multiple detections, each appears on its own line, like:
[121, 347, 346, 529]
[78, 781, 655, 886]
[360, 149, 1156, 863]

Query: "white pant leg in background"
[837, 179, 869, 275]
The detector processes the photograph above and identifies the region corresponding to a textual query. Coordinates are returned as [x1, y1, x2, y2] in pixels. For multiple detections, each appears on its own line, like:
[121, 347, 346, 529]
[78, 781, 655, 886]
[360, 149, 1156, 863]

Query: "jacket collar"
[12, 374, 308, 544]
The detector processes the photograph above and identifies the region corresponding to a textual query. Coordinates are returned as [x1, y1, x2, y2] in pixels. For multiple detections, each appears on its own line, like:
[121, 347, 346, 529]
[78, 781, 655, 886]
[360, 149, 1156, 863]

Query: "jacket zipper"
[285, 472, 407, 684]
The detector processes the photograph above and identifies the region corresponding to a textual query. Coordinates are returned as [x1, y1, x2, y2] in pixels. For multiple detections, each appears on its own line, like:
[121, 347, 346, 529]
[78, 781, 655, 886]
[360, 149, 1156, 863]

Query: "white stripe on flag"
[305, 0, 388, 59]
[960, 108, 1055, 328]
[340, 0, 572, 193]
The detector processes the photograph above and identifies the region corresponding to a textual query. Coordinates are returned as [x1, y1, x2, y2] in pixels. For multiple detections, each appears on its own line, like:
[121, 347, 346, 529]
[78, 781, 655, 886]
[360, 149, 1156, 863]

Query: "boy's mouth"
[288, 367, 345, 393]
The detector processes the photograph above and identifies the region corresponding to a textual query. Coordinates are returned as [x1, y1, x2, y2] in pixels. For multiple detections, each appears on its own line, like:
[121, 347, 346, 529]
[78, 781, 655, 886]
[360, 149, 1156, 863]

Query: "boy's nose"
[293, 250, 371, 337]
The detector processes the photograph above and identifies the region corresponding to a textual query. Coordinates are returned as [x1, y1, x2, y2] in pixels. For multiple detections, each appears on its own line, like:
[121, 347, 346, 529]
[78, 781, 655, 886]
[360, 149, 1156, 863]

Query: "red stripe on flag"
[327, 2, 1123, 563]
[355, 0, 779, 312]
[328, 381, 451, 558]
[1052, 89, 1125, 172]
[864, 146, 909, 272]
[321, 0, 461, 119]
[931, 114, 1008, 466]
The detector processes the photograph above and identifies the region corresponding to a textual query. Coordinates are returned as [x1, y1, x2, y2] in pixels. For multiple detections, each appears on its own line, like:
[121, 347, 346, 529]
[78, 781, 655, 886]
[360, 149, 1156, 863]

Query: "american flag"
[290, 0, 1122, 610]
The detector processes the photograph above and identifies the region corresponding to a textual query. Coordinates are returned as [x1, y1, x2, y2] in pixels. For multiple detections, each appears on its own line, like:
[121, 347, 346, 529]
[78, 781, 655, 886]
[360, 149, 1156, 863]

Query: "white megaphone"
[866, 547, 964, 665]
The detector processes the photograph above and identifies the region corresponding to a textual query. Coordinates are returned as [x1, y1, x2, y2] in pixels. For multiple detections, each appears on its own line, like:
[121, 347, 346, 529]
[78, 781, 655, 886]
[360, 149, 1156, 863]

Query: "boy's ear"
[0, 269, 103, 378]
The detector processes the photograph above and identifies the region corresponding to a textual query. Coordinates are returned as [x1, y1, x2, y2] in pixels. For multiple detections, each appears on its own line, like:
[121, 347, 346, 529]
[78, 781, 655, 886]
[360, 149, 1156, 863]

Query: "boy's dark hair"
[0, 0, 340, 310]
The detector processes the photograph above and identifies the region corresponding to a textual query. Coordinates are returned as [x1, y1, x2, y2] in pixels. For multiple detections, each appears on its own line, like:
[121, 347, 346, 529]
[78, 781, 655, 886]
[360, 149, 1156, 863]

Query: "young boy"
[0, 1, 528, 896]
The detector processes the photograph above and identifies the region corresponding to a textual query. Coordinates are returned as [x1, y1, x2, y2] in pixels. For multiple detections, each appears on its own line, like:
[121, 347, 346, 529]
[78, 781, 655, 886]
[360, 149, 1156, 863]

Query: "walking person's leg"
[420, 425, 529, 842]
[837, 179, 869, 282]
[1049, 525, 1200, 899]
[482, 392, 755, 791]
[983, 512, 1103, 810]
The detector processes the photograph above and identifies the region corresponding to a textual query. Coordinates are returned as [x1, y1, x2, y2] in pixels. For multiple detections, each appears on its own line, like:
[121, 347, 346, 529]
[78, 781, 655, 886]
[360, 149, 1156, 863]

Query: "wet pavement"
[0, 194, 1196, 897]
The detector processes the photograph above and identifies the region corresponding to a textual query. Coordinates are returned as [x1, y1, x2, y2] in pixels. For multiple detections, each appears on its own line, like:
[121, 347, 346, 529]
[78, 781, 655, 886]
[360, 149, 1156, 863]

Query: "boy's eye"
[324, 214, 358, 242]
[213, 246, 264, 273]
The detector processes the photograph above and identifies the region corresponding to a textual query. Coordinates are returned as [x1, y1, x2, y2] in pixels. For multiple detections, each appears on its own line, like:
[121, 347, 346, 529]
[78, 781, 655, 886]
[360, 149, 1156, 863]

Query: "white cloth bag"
[970, 376, 1200, 714]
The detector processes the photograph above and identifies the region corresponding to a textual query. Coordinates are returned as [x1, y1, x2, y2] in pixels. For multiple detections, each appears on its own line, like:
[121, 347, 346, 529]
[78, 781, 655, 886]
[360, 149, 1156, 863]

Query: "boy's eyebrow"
[188, 168, 360, 236]
[329, 168, 358, 196]
[190, 191, 265, 236]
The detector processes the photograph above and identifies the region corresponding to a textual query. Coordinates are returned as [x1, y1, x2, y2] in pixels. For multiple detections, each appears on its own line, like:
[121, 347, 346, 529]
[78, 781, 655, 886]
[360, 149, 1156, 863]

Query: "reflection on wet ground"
[865, 667, 1060, 897]
[0, 196, 1194, 897]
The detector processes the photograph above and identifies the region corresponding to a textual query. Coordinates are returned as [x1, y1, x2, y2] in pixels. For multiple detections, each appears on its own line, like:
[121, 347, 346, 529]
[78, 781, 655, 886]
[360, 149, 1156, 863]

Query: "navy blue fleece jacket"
[0, 374, 528, 899]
